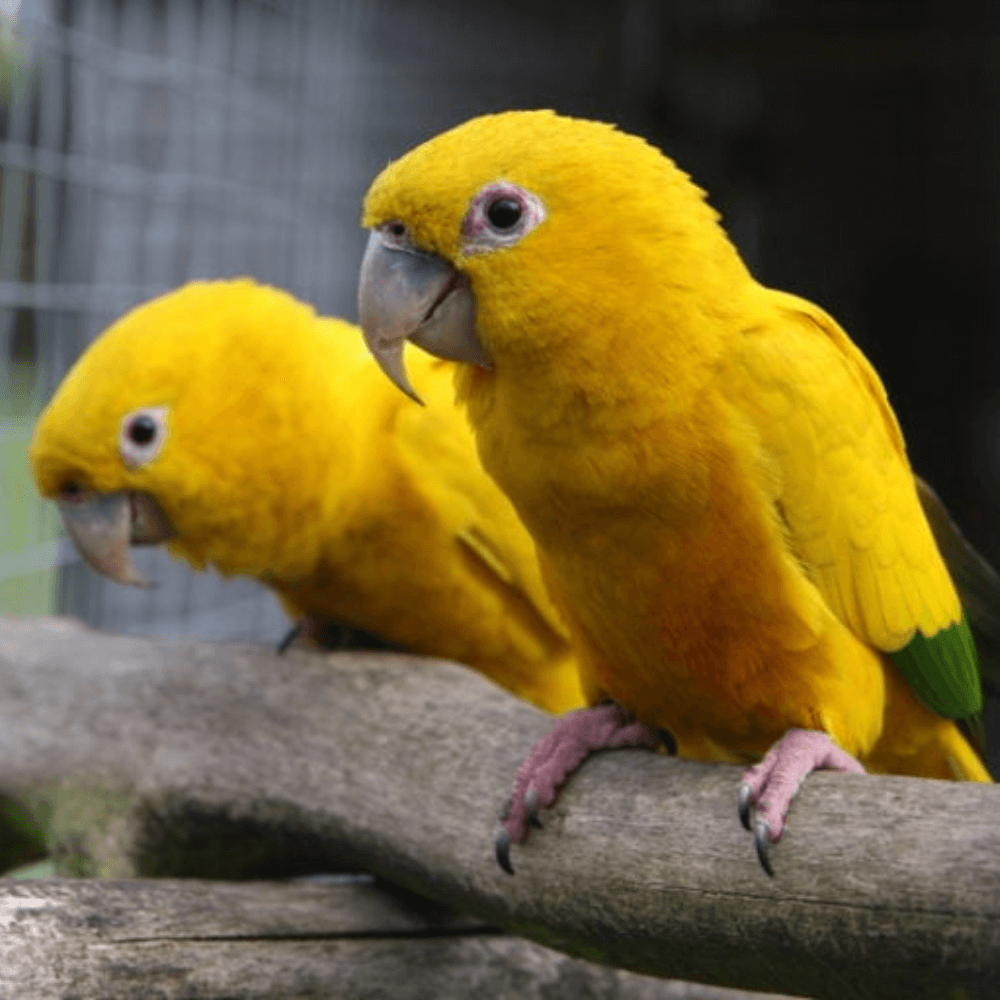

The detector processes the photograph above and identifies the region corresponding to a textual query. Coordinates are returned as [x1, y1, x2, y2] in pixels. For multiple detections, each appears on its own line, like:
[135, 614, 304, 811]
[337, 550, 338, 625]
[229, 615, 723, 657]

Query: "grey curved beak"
[357, 229, 490, 403]
[58, 490, 175, 588]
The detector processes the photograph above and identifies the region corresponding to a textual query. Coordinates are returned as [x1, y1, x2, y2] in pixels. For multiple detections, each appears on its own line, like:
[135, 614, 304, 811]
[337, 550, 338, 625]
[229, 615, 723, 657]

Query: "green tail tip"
[892, 612, 982, 719]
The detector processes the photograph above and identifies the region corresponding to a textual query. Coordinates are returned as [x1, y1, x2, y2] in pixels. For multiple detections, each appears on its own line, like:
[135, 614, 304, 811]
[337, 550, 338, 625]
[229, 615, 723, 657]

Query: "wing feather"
[728, 288, 980, 716]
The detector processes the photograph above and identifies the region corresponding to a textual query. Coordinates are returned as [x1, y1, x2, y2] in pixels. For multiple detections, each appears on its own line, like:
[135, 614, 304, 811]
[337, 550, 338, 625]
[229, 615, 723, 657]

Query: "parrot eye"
[486, 199, 522, 230]
[462, 181, 546, 256]
[129, 415, 157, 445]
[119, 405, 169, 470]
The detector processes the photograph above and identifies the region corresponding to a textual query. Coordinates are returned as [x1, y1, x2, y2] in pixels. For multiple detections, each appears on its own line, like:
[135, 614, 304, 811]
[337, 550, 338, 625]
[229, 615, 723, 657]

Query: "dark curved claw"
[276, 622, 302, 655]
[495, 827, 514, 875]
[753, 817, 774, 877]
[657, 728, 677, 755]
[525, 786, 543, 829]
[737, 782, 753, 831]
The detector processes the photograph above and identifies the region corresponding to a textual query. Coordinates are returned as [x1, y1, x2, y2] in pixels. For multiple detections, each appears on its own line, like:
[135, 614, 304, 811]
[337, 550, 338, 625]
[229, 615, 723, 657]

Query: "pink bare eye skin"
[461, 181, 547, 255]
[464, 184, 524, 239]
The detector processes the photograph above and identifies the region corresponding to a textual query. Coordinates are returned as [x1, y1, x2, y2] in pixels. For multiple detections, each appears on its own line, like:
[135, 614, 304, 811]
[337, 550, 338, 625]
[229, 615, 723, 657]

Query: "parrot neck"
[467, 280, 754, 440]
[167, 339, 384, 583]
[455, 278, 761, 546]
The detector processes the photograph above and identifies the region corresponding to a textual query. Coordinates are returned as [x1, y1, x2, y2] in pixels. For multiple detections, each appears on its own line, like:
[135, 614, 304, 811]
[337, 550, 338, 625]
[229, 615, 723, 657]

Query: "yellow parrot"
[356, 110, 993, 875]
[29, 278, 585, 715]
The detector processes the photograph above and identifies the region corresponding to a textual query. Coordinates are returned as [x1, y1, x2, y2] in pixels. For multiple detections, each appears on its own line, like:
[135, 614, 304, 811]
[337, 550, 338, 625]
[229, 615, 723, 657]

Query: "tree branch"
[0, 616, 996, 999]
[0, 876, 777, 999]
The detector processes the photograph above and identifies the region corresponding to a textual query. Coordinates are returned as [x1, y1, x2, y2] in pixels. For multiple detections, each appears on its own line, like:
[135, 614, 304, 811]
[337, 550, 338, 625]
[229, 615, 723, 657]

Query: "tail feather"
[916, 476, 1000, 698]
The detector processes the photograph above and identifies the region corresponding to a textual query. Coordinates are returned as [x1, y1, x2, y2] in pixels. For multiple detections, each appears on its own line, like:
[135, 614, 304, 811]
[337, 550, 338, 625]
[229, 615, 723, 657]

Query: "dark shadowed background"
[1, 0, 997, 765]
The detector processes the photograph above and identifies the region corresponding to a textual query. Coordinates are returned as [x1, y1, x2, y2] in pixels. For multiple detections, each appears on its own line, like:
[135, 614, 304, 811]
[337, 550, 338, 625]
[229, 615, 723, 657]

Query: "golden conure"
[356, 110, 992, 875]
[30, 278, 585, 715]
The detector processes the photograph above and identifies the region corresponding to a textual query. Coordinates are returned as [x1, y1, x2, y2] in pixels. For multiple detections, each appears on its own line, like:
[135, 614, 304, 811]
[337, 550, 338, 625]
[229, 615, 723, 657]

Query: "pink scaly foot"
[737, 728, 865, 876]
[495, 702, 659, 874]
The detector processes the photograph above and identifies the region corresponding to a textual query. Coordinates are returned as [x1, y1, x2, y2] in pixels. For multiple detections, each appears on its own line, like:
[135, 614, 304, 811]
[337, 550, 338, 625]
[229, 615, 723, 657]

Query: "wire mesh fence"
[0, 0, 380, 640]
[0, 0, 627, 642]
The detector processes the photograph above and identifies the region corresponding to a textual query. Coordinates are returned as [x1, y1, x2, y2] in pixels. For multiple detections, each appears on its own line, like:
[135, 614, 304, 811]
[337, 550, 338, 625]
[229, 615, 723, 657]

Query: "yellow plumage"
[30, 279, 584, 714]
[360, 110, 989, 784]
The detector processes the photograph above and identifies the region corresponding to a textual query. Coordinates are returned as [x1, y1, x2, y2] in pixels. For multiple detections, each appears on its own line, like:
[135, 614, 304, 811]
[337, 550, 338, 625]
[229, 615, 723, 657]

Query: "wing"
[727, 288, 981, 718]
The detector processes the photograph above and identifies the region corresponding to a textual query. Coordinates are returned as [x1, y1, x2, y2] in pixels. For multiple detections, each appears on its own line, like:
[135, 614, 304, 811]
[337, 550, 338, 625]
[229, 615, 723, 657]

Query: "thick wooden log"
[0, 876, 774, 999]
[0, 615, 997, 999]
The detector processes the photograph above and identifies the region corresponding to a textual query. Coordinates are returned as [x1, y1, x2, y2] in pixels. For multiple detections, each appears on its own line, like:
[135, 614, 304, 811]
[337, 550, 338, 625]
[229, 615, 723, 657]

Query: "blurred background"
[1, 0, 997, 752]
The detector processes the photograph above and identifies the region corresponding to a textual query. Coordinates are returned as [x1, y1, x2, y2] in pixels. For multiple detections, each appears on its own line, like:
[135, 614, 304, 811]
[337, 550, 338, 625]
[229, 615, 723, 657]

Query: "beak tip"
[391, 373, 425, 407]
[364, 335, 424, 406]
[59, 491, 159, 589]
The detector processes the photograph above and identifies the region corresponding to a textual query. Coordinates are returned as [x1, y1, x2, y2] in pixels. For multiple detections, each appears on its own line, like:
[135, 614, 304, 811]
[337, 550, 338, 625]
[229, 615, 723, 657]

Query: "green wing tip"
[891, 612, 983, 719]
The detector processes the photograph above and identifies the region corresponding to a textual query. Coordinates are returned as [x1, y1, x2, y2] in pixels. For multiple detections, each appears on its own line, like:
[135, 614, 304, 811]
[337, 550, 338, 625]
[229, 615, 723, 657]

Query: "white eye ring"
[461, 181, 546, 256]
[119, 405, 169, 470]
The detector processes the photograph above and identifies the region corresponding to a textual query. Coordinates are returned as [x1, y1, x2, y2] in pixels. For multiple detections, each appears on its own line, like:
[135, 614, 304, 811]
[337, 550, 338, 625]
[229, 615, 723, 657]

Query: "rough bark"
[0, 615, 997, 999]
[0, 876, 776, 999]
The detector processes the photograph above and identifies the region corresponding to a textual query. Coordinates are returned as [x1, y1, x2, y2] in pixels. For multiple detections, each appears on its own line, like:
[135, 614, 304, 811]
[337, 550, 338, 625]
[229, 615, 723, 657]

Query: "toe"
[739, 729, 865, 871]
[494, 703, 661, 874]
[525, 786, 543, 829]
[500, 805, 529, 847]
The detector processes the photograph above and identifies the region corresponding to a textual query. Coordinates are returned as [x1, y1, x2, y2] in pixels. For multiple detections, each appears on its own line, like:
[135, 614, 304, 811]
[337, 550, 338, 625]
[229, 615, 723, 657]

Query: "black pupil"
[487, 198, 522, 230]
[129, 415, 157, 445]
[389, 222, 406, 237]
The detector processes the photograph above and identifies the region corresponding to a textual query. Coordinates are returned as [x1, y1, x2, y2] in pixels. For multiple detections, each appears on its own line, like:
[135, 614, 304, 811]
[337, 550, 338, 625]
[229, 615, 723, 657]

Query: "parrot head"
[358, 109, 747, 403]
[30, 279, 355, 585]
